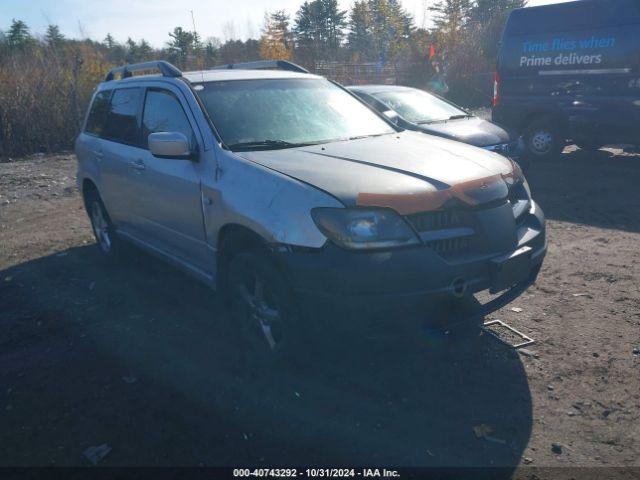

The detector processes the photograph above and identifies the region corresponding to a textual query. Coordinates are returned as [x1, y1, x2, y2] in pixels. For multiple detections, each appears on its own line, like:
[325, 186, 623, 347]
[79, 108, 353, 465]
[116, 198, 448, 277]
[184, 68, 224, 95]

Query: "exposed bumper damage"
[274, 200, 546, 335]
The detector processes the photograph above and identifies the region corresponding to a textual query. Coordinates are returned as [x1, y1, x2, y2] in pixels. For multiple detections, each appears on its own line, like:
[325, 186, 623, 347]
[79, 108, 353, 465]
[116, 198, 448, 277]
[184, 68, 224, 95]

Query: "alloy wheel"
[91, 201, 112, 253]
[231, 263, 286, 354]
[530, 130, 553, 155]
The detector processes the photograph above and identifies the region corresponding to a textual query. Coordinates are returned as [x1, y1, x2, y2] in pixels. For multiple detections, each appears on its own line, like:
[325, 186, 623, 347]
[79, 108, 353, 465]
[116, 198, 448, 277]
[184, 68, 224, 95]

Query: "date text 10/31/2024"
[233, 468, 401, 478]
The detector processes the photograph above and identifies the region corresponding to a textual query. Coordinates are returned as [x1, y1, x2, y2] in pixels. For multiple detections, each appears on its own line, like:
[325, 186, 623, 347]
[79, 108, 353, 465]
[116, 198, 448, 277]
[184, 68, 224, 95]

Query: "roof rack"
[104, 61, 182, 82]
[211, 60, 309, 74]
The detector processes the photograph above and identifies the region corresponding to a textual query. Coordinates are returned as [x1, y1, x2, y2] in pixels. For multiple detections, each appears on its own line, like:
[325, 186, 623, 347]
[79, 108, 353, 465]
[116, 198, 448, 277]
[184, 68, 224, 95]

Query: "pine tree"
[429, 0, 472, 36]
[125, 37, 138, 62]
[45, 24, 65, 48]
[428, 0, 472, 64]
[204, 37, 220, 67]
[271, 10, 292, 49]
[260, 10, 293, 60]
[347, 0, 413, 63]
[137, 39, 152, 60]
[167, 27, 196, 67]
[103, 34, 117, 50]
[294, 0, 346, 63]
[470, 0, 526, 60]
[6, 19, 34, 51]
[347, 1, 374, 60]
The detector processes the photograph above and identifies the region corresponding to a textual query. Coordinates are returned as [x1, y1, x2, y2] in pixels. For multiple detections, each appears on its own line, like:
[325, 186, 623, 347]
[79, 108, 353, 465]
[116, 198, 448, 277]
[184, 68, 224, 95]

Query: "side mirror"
[383, 110, 400, 125]
[148, 132, 194, 160]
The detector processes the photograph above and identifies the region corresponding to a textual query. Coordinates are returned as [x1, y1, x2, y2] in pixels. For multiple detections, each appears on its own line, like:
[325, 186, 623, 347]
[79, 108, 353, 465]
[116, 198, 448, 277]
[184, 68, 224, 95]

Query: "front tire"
[524, 117, 565, 162]
[226, 248, 303, 377]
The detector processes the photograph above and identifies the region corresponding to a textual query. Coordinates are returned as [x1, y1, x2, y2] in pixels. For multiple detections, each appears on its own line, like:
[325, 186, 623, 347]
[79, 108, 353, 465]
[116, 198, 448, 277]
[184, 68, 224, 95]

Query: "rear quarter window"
[85, 90, 112, 137]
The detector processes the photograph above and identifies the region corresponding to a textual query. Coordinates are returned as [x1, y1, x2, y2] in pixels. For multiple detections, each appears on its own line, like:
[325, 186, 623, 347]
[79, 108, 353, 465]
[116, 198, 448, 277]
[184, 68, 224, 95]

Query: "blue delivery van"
[492, 0, 640, 161]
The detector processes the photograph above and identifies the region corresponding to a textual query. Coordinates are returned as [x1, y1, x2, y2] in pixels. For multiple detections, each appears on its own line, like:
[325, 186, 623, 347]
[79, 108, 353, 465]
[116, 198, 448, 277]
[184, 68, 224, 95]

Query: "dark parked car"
[493, 0, 640, 161]
[348, 85, 525, 165]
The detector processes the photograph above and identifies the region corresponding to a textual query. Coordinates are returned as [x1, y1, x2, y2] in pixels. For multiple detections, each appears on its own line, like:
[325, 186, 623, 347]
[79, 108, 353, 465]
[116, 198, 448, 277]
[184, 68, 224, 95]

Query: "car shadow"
[0, 245, 533, 470]
[525, 146, 640, 233]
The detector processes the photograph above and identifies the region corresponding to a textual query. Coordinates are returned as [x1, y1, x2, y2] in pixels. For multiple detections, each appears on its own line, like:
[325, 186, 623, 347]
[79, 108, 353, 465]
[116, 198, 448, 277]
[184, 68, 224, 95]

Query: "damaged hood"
[237, 131, 518, 214]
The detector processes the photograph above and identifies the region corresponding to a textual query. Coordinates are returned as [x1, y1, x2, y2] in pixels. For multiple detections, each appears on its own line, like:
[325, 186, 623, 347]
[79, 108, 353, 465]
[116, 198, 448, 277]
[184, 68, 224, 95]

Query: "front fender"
[201, 150, 343, 250]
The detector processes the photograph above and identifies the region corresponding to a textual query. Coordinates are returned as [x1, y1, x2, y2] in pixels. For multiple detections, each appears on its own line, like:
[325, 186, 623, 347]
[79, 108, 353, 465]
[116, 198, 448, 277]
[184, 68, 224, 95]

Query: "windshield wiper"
[227, 139, 315, 151]
[447, 114, 473, 120]
[345, 132, 395, 141]
[417, 114, 472, 125]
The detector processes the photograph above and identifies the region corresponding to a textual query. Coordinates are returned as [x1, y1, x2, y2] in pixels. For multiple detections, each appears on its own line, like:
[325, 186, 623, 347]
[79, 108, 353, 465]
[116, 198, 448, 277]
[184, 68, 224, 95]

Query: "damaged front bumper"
[274, 201, 546, 334]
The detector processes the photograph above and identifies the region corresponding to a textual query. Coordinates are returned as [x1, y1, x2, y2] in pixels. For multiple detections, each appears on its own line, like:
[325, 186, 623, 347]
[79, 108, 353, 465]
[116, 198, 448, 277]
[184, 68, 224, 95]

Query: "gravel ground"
[0, 149, 639, 475]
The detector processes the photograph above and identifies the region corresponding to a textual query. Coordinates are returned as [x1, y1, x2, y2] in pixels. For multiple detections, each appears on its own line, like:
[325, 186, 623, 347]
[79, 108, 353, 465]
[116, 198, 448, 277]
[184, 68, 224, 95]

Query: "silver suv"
[76, 60, 546, 357]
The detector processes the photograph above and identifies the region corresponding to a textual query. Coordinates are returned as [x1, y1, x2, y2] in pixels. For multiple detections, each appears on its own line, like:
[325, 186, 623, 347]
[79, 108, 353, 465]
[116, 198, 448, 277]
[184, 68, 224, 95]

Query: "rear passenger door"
[99, 87, 145, 230]
[133, 86, 210, 271]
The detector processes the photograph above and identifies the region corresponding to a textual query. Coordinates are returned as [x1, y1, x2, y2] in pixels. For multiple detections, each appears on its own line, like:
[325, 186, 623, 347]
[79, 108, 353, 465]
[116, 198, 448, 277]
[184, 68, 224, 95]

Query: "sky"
[0, 0, 576, 47]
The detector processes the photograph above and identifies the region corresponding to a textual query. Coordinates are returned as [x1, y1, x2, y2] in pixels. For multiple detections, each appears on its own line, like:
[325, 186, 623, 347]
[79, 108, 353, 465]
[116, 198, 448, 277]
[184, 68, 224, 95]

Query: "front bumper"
[275, 201, 546, 333]
[482, 136, 525, 162]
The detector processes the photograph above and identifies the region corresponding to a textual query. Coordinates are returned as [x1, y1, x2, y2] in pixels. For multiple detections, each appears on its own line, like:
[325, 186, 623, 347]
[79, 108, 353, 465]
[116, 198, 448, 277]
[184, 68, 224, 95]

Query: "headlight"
[311, 207, 419, 250]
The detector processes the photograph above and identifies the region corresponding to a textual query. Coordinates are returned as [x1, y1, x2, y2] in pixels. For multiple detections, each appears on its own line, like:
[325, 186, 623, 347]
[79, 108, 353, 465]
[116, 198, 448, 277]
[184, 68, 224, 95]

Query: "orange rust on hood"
[357, 163, 524, 215]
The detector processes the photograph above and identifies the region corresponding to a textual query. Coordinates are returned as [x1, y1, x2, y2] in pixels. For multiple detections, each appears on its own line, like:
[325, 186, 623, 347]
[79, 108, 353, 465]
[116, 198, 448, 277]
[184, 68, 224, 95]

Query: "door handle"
[91, 150, 104, 160]
[128, 159, 146, 172]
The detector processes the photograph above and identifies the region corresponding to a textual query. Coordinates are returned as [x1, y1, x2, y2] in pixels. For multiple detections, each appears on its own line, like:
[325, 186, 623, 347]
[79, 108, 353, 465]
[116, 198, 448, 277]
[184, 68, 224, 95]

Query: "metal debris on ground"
[473, 424, 507, 445]
[482, 319, 534, 349]
[83, 444, 111, 465]
[518, 348, 539, 358]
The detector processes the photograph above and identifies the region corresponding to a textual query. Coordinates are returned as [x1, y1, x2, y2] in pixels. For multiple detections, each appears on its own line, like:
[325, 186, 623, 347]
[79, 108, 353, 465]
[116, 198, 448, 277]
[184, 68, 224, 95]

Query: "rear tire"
[86, 191, 121, 258]
[524, 117, 565, 162]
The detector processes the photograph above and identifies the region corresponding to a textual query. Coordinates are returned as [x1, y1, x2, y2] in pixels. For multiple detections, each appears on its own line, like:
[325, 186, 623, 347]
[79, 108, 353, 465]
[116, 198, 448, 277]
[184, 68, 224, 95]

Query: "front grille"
[425, 236, 470, 254]
[406, 210, 461, 232]
[406, 210, 471, 256]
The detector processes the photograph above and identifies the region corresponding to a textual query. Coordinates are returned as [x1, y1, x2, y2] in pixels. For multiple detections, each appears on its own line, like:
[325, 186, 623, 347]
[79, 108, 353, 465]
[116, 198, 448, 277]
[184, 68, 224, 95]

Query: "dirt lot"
[0, 149, 639, 474]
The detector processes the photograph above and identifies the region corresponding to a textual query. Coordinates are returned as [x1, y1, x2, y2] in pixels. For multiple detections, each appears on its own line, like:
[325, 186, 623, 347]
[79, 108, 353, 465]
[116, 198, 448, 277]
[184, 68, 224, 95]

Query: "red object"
[492, 71, 500, 107]
[429, 45, 436, 59]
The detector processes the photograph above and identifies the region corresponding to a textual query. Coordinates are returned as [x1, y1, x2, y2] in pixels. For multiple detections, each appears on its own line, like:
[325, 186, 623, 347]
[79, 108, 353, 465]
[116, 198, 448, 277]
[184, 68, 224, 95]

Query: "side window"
[104, 88, 143, 145]
[142, 89, 196, 150]
[85, 90, 112, 137]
